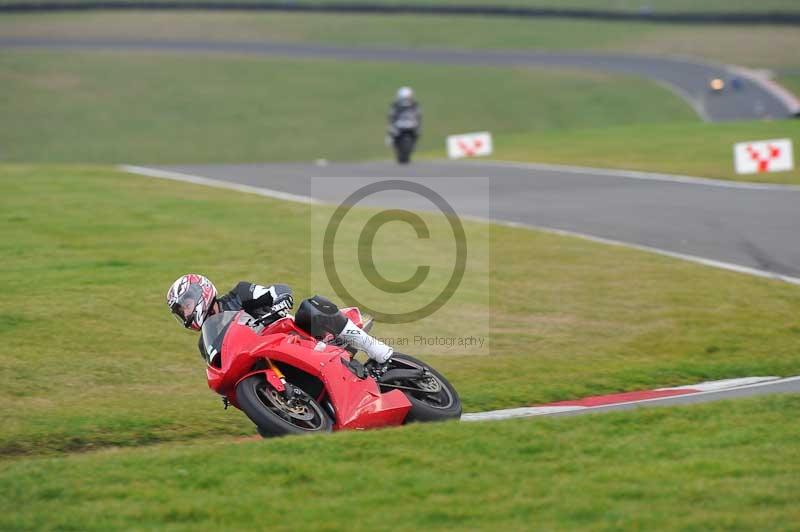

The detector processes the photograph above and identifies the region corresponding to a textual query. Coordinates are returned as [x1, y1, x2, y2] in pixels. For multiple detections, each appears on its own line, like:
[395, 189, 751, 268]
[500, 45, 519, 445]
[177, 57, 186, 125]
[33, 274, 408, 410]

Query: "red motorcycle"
[201, 307, 462, 436]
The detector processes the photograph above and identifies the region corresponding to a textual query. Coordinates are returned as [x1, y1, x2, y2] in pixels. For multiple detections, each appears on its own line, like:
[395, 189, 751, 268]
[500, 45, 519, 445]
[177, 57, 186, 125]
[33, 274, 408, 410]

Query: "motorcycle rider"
[386, 86, 422, 147]
[166, 274, 394, 364]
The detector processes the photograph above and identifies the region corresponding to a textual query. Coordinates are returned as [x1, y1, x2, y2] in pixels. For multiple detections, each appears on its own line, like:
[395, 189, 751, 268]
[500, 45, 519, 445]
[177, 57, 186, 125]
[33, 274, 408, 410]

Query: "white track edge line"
[461, 376, 800, 421]
[650, 78, 710, 123]
[461, 406, 584, 422]
[445, 159, 800, 191]
[540, 375, 800, 414]
[119, 165, 321, 204]
[728, 65, 800, 116]
[658, 376, 780, 391]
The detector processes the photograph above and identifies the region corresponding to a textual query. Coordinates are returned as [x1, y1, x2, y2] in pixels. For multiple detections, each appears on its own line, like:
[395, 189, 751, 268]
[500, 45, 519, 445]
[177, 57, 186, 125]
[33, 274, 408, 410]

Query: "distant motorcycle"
[709, 77, 726, 93]
[201, 307, 462, 437]
[389, 111, 420, 164]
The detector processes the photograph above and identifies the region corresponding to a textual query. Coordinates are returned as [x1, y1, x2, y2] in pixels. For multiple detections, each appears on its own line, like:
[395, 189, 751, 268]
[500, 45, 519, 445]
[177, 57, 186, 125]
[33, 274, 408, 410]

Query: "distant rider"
[166, 274, 393, 364]
[386, 86, 422, 146]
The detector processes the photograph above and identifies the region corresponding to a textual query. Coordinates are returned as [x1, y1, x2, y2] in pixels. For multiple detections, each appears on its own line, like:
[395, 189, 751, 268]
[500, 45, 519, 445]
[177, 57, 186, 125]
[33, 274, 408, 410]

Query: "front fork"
[265, 359, 287, 393]
[265, 359, 306, 403]
[222, 358, 292, 410]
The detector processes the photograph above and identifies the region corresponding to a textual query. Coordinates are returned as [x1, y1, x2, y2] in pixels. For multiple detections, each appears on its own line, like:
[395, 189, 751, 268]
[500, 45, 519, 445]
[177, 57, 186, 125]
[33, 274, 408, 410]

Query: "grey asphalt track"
[460, 377, 800, 420]
[1, 37, 796, 121]
[148, 161, 800, 281]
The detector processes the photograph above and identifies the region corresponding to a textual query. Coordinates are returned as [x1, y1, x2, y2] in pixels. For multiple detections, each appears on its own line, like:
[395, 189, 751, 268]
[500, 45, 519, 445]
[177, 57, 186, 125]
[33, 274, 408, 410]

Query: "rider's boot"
[338, 319, 393, 364]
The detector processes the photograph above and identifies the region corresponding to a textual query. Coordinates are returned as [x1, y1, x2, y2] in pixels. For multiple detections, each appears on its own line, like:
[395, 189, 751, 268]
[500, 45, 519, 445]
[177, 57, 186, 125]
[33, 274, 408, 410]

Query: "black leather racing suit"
[217, 281, 293, 319]
[387, 100, 422, 138]
[198, 282, 293, 361]
[205, 288, 394, 365]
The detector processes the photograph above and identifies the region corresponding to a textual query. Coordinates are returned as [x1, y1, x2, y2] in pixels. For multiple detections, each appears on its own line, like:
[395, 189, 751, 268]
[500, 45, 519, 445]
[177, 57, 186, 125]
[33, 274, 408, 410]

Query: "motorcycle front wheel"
[236, 375, 333, 437]
[379, 353, 462, 423]
[394, 135, 415, 164]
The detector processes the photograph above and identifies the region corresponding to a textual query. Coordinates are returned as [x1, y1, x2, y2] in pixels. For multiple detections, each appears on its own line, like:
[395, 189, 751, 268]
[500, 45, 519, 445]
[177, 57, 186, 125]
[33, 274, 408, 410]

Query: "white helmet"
[166, 274, 217, 331]
[396, 86, 414, 102]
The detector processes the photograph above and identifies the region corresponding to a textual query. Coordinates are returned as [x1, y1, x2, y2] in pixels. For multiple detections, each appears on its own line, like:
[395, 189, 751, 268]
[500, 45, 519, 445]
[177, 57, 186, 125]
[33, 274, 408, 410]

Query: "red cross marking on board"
[746, 144, 782, 173]
[456, 139, 483, 157]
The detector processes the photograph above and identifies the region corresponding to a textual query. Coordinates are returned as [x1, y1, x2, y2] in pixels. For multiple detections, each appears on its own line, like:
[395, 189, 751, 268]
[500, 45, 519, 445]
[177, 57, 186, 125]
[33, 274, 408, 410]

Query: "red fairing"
[206, 312, 410, 430]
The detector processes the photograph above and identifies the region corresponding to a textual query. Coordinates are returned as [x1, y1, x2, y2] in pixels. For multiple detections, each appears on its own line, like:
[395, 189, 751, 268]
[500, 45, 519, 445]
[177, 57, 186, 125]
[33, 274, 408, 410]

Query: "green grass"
[3, 13, 799, 185]
[0, 50, 697, 164]
[3, 12, 800, 70]
[422, 120, 800, 184]
[2, 12, 799, 73]
[2, 0, 799, 11]
[779, 74, 800, 98]
[2, 165, 800, 457]
[0, 12, 653, 50]
[2, 395, 799, 530]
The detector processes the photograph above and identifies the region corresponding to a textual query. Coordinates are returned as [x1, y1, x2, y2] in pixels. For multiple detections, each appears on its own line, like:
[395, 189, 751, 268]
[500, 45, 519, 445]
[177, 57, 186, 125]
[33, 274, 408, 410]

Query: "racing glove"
[270, 293, 294, 317]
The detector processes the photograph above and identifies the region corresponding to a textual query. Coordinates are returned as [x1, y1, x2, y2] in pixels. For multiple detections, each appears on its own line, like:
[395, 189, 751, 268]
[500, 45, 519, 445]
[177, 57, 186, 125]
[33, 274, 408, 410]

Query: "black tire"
[381, 353, 462, 423]
[395, 135, 414, 164]
[236, 375, 333, 438]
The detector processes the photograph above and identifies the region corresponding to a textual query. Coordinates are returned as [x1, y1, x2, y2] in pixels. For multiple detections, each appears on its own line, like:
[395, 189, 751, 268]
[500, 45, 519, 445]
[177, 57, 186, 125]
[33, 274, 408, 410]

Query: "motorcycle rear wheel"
[381, 353, 462, 423]
[236, 375, 333, 437]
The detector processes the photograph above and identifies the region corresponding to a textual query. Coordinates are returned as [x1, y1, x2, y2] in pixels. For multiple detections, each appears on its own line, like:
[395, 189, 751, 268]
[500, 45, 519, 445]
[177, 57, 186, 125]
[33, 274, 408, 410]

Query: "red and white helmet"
[166, 274, 217, 331]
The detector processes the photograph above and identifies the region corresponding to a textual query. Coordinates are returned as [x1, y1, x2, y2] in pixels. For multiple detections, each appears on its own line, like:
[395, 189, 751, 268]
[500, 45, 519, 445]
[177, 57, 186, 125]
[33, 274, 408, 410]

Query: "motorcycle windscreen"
[199, 311, 238, 367]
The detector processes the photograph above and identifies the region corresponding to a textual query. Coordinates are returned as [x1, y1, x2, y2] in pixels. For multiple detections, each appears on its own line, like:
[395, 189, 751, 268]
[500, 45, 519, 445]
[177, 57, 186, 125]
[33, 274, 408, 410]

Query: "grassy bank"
[2, 165, 799, 456]
[2, 0, 799, 11]
[1, 395, 798, 530]
[423, 120, 800, 185]
[779, 74, 800, 98]
[0, 50, 697, 164]
[2, 12, 799, 71]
